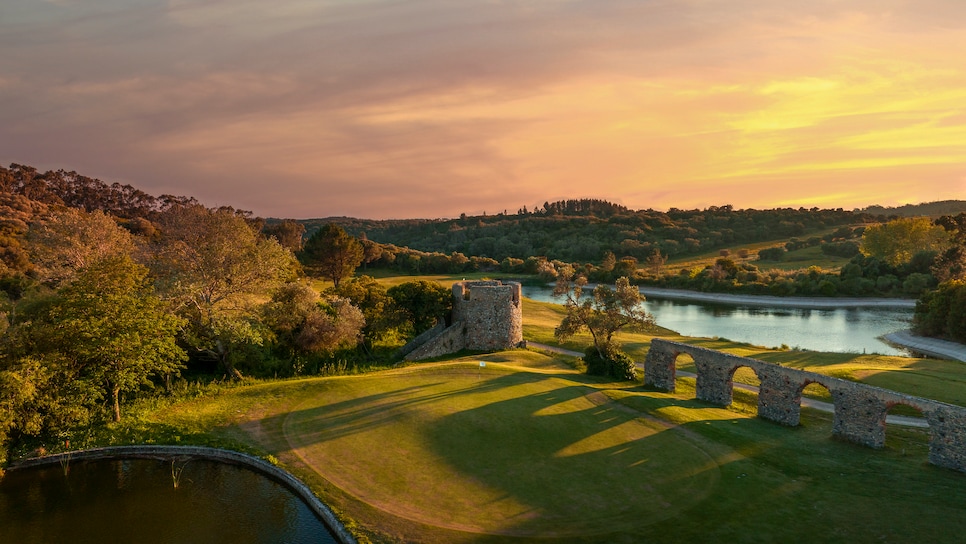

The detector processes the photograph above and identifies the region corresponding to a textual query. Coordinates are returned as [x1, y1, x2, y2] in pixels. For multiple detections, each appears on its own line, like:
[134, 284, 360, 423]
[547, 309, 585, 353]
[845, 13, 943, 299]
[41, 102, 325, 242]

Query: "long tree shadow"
[240, 363, 966, 543]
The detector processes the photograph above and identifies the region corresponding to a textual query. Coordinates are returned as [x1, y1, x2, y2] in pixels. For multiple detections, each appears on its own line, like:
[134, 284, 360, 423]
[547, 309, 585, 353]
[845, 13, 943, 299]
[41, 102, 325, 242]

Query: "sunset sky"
[2, 1, 965, 219]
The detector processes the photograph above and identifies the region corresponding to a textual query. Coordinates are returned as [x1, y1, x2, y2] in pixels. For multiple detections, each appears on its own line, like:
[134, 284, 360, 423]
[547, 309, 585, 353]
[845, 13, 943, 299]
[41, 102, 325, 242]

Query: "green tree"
[553, 267, 654, 361]
[301, 224, 364, 287]
[151, 205, 297, 379]
[6, 256, 185, 423]
[263, 220, 306, 252]
[600, 251, 617, 275]
[914, 279, 966, 343]
[387, 280, 452, 336]
[262, 282, 365, 359]
[296, 297, 365, 355]
[54, 256, 185, 421]
[26, 208, 136, 286]
[861, 217, 951, 266]
[327, 275, 397, 347]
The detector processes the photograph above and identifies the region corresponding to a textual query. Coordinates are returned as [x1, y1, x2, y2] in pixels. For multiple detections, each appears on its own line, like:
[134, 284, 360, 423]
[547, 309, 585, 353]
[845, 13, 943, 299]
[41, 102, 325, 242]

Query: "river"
[521, 286, 914, 356]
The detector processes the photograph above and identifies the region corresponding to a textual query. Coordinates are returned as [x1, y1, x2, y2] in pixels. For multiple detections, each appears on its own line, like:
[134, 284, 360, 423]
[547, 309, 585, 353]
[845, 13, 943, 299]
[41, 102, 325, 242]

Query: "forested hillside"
[859, 200, 966, 218]
[318, 201, 878, 263]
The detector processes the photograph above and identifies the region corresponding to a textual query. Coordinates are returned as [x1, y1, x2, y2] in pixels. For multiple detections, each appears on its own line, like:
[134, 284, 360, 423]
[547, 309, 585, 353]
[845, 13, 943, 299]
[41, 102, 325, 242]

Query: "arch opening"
[672, 352, 697, 396]
[728, 364, 762, 415]
[884, 402, 931, 463]
[797, 381, 834, 430]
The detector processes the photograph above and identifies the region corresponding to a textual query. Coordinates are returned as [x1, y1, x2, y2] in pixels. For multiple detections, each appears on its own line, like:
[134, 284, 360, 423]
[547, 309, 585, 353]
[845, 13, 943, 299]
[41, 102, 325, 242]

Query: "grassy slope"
[114, 351, 966, 544]
[60, 288, 966, 543]
[661, 226, 856, 274]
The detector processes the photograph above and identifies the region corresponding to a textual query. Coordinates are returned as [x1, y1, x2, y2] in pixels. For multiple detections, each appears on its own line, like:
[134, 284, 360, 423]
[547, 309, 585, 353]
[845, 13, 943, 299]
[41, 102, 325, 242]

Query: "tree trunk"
[223, 361, 245, 381]
[112, 385, 121, 422]
[215, 341, 245, 380]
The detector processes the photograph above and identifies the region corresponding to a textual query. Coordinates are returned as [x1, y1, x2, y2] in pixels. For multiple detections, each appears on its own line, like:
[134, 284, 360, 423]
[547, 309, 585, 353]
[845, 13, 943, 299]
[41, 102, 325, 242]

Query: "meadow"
[76, 293, 966, 544]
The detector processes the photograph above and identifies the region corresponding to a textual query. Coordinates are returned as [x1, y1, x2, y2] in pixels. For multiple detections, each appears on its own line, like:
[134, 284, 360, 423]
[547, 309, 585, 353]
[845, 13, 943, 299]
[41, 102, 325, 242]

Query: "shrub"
[582, 346, 637, 381]
[758, 247, 786, 261]
[903, 273, 934, 296]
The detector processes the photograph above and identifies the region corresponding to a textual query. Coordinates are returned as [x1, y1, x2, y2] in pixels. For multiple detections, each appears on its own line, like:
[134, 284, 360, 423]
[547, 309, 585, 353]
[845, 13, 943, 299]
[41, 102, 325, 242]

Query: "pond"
[522, 286, 914, 356]
[0, 457, 339, 544]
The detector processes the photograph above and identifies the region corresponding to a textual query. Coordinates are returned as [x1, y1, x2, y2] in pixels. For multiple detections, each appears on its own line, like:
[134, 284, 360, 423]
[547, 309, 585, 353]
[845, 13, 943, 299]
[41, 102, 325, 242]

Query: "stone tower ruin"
[401, 280, 524, 361]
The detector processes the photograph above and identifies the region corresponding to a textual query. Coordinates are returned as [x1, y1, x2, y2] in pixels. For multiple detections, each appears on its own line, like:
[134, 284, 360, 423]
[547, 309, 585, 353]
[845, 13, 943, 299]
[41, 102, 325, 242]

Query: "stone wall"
[453, 280, 523, 351]
[404, 280, 523, 361]
[644, 338, 966, 473]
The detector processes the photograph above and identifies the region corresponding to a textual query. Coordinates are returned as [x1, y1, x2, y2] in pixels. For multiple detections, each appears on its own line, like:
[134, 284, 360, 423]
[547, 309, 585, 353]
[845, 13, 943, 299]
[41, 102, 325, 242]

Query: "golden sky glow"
[2, 0, 965, 218]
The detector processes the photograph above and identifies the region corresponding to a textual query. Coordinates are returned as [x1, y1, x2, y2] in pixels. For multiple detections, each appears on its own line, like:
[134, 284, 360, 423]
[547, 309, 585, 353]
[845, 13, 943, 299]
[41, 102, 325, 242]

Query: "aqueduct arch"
[643, 339, 966, 472]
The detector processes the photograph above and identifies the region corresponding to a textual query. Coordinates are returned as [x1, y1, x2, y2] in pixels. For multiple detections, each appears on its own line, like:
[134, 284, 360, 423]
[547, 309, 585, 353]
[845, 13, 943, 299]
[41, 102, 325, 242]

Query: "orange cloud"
[1, 1, 965, 218]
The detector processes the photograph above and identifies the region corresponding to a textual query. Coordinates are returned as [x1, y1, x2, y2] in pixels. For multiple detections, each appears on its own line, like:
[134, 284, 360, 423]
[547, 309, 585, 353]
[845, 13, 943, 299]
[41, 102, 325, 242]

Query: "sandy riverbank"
[639, 287, 917, 309]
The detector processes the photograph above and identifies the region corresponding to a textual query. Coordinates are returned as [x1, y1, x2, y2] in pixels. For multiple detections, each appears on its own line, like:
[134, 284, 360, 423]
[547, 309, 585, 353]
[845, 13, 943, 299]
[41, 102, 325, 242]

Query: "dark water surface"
[522, 286, 913, 356]
[0, 458, 338, 544]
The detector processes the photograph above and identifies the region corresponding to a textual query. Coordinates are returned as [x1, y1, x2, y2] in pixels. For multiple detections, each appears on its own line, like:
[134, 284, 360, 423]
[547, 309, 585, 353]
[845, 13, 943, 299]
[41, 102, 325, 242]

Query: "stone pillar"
[831, 387, 887, 448]
[643, 341, 677, 392]
[694, 356, 735, 406]
[756, 369, 803, 426]
[927, 407, 966, 473]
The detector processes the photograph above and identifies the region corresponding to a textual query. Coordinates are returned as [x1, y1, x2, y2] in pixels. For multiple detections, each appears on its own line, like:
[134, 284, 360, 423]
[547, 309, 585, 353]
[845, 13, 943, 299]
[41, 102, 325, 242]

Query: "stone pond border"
[8, 445, 356, 544]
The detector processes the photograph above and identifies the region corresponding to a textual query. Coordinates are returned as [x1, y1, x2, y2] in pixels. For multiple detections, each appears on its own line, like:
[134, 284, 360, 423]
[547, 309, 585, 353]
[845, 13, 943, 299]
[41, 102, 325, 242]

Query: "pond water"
[522, 286, 914, 356]
[0, 458, 338, 544]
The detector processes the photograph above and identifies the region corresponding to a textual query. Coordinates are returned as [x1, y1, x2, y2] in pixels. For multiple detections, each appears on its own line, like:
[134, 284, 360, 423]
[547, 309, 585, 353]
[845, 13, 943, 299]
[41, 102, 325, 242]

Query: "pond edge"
[7, 445, 357, 544]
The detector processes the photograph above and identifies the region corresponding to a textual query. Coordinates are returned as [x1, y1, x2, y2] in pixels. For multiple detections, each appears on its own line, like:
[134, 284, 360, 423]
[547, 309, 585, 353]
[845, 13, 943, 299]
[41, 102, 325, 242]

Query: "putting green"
[284, 362, 721, 538]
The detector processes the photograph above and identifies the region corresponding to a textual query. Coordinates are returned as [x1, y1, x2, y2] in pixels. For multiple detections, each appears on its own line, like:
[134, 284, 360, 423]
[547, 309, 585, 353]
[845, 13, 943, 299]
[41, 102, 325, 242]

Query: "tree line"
[318, 201, 885, 264]
[0, 165, 456, 465]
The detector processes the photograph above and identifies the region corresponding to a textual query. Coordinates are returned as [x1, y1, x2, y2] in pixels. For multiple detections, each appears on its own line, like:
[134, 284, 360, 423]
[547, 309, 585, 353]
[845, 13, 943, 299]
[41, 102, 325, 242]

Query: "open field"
[109, 351, 966, 543]
[657, 225, 866, 276]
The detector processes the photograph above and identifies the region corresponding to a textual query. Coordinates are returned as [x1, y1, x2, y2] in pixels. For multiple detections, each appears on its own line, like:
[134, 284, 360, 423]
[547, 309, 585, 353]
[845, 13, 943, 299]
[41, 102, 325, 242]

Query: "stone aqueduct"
[399, 282, 966, 472]
[645, 338, 966, 472]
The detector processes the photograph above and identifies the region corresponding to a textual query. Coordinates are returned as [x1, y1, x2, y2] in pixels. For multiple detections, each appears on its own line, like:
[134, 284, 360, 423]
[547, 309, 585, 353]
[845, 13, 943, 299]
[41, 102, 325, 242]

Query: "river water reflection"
[0, 458, 338, 544]
[522, 286, 913, 356]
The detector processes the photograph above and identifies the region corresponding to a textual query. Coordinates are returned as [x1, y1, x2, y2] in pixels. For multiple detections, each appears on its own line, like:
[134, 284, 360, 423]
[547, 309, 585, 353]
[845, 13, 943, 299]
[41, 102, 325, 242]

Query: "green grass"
[768, 244, 852, 271]
[98, 352, 966, 543]
[32, 275, 966, 542]
[662, 227, 856, 274]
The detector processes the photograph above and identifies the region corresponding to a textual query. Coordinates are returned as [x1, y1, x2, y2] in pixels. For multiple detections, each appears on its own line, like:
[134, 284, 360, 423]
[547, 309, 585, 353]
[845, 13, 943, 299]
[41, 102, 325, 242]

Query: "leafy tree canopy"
[387, 280, 452, 336]
[300, 224, 364, 287]
[150, 205, 297, 379]
[4, 255, 185, 425]
[553, 267, 654, 359]
[861, 217, 951, 266]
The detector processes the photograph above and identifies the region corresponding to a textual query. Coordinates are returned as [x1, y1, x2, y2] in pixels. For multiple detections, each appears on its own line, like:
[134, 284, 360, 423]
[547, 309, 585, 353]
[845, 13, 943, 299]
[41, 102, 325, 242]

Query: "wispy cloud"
[1, 0, 965, 218]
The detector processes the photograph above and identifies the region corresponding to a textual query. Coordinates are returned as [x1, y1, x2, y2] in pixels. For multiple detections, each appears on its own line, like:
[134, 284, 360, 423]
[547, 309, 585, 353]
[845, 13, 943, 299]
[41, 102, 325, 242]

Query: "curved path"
[883, 329, 966, 363]
[527, 342, 928, 428]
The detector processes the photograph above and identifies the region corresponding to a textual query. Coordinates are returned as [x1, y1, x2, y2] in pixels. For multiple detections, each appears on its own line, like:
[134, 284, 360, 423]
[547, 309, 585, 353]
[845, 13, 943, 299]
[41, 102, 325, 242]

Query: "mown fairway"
[88, 293, 966, 543]
[191, 350, 966, 544]
[284, 359, 718, 539]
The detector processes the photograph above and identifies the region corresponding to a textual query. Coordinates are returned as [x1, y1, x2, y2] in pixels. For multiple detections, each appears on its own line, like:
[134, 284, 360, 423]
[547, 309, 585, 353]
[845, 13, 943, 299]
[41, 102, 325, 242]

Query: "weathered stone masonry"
[644, 338, 966, 473]
[404, 280, 523, 361]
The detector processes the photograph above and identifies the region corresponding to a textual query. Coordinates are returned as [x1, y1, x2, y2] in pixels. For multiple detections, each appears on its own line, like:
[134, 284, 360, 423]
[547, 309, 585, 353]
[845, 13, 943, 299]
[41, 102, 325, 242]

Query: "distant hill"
[300, 200, 873, 264]
[857, 200, 966, 217]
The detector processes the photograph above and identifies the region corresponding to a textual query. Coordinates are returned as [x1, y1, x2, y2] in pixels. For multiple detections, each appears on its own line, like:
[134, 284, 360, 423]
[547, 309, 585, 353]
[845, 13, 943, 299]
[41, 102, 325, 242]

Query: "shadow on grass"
[249, 363, 966, 543]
